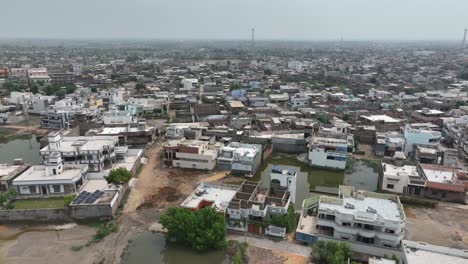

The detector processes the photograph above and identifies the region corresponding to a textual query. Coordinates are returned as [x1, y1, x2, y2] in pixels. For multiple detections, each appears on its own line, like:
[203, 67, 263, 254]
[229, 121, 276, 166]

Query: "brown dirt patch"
[404, 207, 416, 218]
[247, 246, 308, 264]
[405, 203, 468, 249]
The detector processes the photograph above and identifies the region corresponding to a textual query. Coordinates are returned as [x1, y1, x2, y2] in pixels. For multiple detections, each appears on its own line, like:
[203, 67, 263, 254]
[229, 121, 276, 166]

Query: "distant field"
[11, 198, 65, 209]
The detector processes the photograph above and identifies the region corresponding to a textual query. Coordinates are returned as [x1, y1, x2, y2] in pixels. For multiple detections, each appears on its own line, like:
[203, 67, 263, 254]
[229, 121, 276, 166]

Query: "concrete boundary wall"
[0, 208, 72, 222]
[0, 184, 129, 222]
[317, 235, 402, 261]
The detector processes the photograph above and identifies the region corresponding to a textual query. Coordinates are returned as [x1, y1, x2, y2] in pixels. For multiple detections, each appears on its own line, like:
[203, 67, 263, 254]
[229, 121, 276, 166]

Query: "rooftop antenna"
[462, 28, 467, 51]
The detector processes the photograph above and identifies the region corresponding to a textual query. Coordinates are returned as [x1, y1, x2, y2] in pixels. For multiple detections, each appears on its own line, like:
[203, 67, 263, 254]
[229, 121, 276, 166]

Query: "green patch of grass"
[11, 198, 66, 209]
[255, 153, 344, 189]
[223, 180, 244, 185]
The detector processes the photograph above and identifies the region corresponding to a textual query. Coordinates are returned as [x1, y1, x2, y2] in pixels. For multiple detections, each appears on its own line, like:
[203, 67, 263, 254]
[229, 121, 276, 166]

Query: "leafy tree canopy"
[104, 167, 132, 184]
[311, 241, 352, 264]
[160, 207, 226, 252]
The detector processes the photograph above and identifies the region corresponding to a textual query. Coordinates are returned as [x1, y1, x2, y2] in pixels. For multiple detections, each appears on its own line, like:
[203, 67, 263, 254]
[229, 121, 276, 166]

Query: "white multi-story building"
[308, 133, 352, 170]
[288, 93, 310, 110]
[217, 142, 262, 176]
[287, 61, 305, 72]
[164, 123, 207, 139]
[103, 109, 134, 125]
[404, 124, 441, 156]
[13, 152, 88, 197]
[162, 140, 218, 170]
[381, 162, 426, 196]
[225, 180, 291, 237]
[9, 91, 32, 105]
[27, 68, 50, 84]
[181, 78, 198, 90]
[40, 132, 119, 172]
[316, 186, 406, 248]
[270, 166, 297, 203]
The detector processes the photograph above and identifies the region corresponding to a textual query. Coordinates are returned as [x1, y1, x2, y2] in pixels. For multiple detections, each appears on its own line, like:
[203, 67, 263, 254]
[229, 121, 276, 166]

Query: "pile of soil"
[137, 186, 182, 209]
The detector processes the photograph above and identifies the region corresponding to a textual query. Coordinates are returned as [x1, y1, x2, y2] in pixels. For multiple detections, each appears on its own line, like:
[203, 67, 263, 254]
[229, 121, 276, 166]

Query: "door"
[42, 186, 48, 195]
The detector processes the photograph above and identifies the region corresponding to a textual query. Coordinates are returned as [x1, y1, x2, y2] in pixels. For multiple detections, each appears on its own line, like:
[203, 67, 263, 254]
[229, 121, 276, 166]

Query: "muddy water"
[344, 160, 379, 191]
[121, 231, 229, 264]
[0, 135, 41, 164]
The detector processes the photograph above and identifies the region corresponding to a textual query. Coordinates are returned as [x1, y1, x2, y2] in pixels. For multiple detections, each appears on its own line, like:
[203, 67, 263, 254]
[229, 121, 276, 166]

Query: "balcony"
[376, 231, 404, 242]
[358, 229, 376, 238]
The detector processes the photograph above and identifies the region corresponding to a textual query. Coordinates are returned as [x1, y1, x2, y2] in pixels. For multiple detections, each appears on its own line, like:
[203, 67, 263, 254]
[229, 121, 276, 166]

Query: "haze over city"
[2, 0, 468, 40]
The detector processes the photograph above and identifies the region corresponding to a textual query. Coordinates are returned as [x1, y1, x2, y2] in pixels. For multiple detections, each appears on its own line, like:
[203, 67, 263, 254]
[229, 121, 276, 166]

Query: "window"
[341, 237, 349, 240]
[53, 185, 61, 193]
[87, 155, 93, 160]
[386, 184, 394, 189]
[342, 222, 352, 227]
[29, 186, 37, 194]
[385, 229, 395, 234]
[89, 164, 95, 171]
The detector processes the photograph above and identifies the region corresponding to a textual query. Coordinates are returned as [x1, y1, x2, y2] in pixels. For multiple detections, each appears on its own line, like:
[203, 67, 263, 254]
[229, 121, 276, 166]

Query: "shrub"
[64, 195, 76, 206]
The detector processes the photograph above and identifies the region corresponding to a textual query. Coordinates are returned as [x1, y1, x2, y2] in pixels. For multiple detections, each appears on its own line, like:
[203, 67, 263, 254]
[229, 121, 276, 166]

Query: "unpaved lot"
[248, 246, 309, 264]
[404, 202, 468, 249]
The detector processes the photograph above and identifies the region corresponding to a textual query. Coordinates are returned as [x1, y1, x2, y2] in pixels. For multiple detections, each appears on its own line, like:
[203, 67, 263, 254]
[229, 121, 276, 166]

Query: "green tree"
[135, 82, 146, 90]
[30, 85, 39, 94]
[456, 101, 467, 108]
[104, 167, 132, 184]
[160, 207, 226, 252]
[268, 204, 296, 232]
[0, 189, 17, 207]
[459, 71, 468, 80]
[229, 83, 241, 91]
[311, 241, 352, 264]
[55, 89, 66, 98]
[65, 84, 77, 94]
[317, 115, 329, 124]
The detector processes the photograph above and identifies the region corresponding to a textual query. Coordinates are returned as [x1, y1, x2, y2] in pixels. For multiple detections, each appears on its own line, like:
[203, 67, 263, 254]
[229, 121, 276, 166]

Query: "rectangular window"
[87, 155, 93, 160]
[53, 185, 61, 193]
[386, 184, 394, 189]
[29, 186, 37, 194]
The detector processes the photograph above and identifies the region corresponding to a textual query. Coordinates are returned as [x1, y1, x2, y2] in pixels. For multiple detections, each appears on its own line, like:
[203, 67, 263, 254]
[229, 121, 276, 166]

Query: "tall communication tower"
[462, 28, 467, 51]
[251, 28, 255, 48]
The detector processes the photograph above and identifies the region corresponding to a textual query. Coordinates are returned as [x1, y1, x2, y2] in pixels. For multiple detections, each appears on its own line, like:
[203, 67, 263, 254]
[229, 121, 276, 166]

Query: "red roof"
[426, 181, 465, 193]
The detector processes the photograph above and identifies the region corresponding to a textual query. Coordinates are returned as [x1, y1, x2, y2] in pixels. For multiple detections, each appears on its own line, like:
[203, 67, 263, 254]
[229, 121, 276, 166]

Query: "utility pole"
[251, 28, 255, 48]
[462, 29, 467, 51]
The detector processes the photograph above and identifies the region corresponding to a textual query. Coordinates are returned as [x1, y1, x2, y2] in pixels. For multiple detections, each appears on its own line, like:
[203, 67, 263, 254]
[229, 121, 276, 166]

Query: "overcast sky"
[1, 0, 467, 40]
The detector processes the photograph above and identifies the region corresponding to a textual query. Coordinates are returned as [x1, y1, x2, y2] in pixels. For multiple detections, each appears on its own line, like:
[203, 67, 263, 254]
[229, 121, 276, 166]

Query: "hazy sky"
[1, 0, 467, 40]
